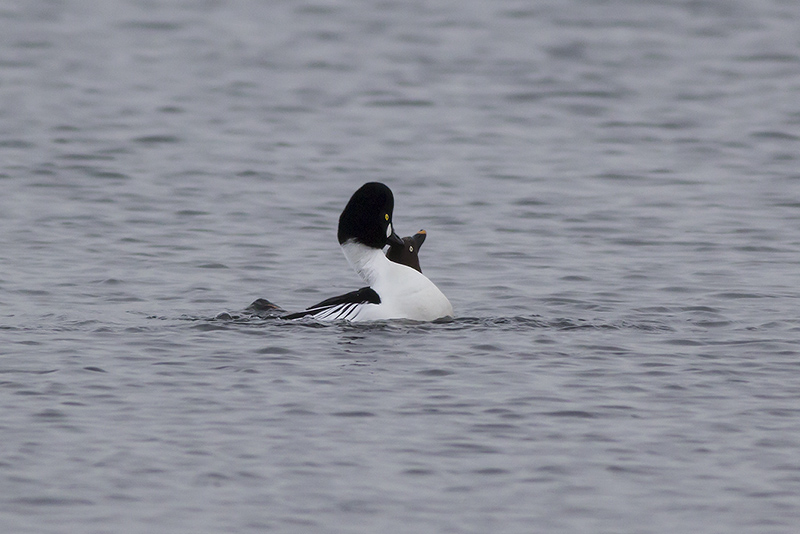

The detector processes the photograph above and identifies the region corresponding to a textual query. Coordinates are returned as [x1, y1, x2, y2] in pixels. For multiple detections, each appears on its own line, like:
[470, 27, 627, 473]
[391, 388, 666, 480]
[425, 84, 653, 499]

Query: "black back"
[281, 287, 381, 320]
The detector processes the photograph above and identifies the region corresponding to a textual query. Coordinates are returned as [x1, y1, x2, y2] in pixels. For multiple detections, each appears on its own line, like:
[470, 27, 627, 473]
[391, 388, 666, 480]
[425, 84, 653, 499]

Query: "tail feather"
[244, 298, 287, 318]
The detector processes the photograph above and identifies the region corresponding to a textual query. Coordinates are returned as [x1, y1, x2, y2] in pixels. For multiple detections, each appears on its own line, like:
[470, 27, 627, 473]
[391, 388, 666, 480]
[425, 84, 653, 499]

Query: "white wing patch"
[305, 302, 363, 321]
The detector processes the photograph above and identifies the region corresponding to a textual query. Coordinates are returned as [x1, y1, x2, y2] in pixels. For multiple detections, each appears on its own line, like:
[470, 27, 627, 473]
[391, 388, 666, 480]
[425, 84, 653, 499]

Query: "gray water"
[2, 1, 800, 532]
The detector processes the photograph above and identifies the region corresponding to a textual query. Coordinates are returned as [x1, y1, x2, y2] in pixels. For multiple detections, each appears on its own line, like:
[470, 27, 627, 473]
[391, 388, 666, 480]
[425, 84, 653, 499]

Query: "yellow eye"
[385, 214, 389, 221]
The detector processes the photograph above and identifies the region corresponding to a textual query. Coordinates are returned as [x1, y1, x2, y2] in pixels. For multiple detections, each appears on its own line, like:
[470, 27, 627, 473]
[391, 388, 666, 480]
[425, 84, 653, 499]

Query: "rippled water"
[2, 1, 800, 532]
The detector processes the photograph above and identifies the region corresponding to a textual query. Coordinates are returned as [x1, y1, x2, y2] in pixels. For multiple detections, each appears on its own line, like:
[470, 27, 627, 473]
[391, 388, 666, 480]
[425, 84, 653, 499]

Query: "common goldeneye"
[244, 229, 429, 318]
[386, 229, 426, 273]
[283, 183, 453, 322]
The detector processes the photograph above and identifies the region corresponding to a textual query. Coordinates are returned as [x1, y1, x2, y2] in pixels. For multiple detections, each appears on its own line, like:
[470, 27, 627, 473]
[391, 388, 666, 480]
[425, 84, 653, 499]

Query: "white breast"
[341, 241, 453, 322]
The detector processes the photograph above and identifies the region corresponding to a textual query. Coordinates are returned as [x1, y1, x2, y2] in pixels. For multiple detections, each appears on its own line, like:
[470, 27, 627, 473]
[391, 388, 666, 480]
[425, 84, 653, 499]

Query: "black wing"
[281, 287, 381, 321]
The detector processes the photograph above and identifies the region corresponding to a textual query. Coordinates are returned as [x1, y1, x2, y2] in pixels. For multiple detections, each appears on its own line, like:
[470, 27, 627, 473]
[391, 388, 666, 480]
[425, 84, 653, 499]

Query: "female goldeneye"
[386, 230, 426, 273]
[283, 182, 453, 322]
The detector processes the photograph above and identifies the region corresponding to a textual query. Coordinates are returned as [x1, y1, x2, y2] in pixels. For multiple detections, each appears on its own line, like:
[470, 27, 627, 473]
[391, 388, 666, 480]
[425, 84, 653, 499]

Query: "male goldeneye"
[244, 229, 428, 318]
[283, 182, 453, 322]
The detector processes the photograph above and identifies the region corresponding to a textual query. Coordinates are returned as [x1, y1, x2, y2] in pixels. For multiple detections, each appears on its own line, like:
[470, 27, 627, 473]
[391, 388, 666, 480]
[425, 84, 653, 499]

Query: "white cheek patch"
[386, 223, 392, 238]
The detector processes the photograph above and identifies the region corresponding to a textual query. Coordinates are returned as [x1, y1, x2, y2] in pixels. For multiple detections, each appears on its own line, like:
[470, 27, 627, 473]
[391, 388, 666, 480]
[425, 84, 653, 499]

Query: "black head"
[338, 182, 404, 249]
[386, 230, 426, 272]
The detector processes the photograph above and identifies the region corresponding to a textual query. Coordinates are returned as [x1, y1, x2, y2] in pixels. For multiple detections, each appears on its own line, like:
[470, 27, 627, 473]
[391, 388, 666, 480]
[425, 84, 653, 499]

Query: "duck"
[386, 229, 427, 273]
[282, 182, 452, 322]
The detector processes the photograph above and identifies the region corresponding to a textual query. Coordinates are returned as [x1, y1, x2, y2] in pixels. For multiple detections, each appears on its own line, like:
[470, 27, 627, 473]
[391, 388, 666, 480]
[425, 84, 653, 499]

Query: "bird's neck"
[340, 240, 390, 286]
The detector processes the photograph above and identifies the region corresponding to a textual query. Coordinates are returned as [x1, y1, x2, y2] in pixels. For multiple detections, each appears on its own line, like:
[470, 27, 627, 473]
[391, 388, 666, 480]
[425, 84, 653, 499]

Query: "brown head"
[386, 230, 427, 273]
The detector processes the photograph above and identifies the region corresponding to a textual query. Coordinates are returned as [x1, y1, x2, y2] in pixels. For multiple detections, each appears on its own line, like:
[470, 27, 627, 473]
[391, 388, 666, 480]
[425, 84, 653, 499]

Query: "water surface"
[2, 1, 800, 532]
